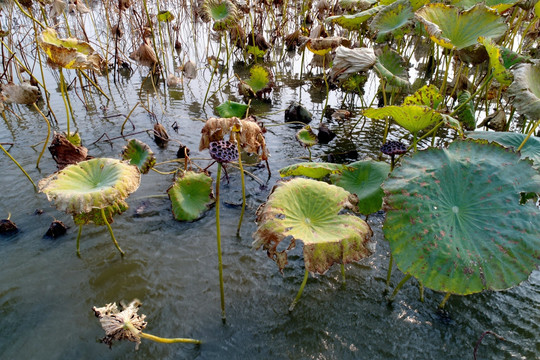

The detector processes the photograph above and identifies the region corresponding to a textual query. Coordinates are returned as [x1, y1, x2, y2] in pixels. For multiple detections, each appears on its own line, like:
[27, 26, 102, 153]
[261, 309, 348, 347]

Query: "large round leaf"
[330, 160, 390, 215]
[416, 4, 507, 50]
[383, 140, 540, 295]
[167, 171, 215, 221]
[363, 105, 440, 133]
[370, 0, 414, 40]
[39, 158, 141, 215]
[507, 60, 540, 120]
[253, 178, 374, 274]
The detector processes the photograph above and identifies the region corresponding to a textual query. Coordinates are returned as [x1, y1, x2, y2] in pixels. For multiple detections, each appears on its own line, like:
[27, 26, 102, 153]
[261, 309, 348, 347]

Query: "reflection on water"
[0, 1, 538, 359]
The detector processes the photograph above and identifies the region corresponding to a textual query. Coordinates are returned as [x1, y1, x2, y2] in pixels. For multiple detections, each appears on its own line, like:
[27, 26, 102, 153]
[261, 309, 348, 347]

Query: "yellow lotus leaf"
[37, 28, 105, 73]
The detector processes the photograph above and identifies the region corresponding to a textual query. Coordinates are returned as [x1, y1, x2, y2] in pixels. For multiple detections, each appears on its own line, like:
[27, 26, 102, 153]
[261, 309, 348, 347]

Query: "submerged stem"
[289, 269, 309, 312]
[0, 144, 37, 191]
[216, 163, 226, 322]
[439, 292, 451, 309]
[389, 273, 412, 302]
[76, 224, 83, 257]
[100, 207, 124, 256]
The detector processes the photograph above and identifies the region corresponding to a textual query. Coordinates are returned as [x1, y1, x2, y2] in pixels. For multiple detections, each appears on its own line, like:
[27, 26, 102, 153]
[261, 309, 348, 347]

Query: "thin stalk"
[216, 163, 226, 322]
[100, 207, 124, 256]
[79, 70, 110, 100]
[235, 134, 246, 237]
[439, 49, 454, 97]
[76, 224, 83, 257]
[320, 55, 329, 124]
[202, 39, 222, 108]
[449, 74, 493, 117]
[59, 69, 72, 136]
[517, 119, 540, 152]
[341, 264, 346, 284]
[419, 283, 425, 302]
[439, 292, 451, 308]
[32, 103, 50, 168]
[389, 273, 412, 302]
[124, 321, 202, 345]
[12, 0, 45, 29]
[120, 102, 140, 136]
[0, 144, 37, 191]
[289, 268, 309, 312]
[386, 253, 393, 289]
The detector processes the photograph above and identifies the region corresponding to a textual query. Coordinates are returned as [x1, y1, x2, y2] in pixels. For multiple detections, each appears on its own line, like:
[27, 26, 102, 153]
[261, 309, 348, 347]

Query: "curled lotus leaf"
[199, 116, 269, 161]
[93, 300, 147, 349]
[455, 90, 476, 130]
[0, 82, 40, 104]
[121, 139, 156, 174]
[243, 65, 274, 98]
[167, 171, 214, 221]
[253, 178, 374, 274]
[326, 6, 384, 30]
[73, 200, 128, 226]
[363, 105, 440, 134]
[403, 84, 443, 109]
[329, 46, 377, 82]
[37, 28, 105, 72]
[39, 158, 141, 215]
[330, 160, 390, 215]
[383, 140, 540, 295]
[478, 37, 513, 86]
[279, 162, 351, 179]
[370, 0, 414, 40]
[296, 125, 318, 148]
[373, 48, 410, 88]
[507, 60, 540, 120]
[306, 37, 348, 56]
[203, 0, 240, 31]
[416, 4, 507, 50]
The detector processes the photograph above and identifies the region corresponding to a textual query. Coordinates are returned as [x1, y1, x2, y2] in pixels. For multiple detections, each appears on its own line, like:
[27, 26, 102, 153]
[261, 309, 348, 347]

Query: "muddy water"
[0, 3, 539, 359]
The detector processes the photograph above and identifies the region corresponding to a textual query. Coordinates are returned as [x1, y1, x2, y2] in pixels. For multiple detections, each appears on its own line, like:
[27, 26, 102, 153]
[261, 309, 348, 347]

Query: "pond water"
[0, 1, 539, 359]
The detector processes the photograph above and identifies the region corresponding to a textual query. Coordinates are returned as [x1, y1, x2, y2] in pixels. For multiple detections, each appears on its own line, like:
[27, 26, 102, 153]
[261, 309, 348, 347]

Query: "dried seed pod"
[380, 140, 407, 156]
[209, 140, 239, 163]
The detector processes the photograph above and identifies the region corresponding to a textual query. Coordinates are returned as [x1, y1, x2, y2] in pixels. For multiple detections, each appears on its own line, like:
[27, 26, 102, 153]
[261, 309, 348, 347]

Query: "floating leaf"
[48, 131, 89, 170]
[167, 171, 214, 221]
[416, 4, 507, 50]
[467, 131, 540, 167]
[363, 105, 440, 133]
[403, 84, 443, 109]
[246, 45, 267, 58]
[455, 91, 476, 130]
[216, 100, 249, 118]
[157, 10, 174, 22]
[478, 37, 512, 86]
[279, 162, 350, 179]
[253, 178, 374, 274]
[330, 160, 390, 215]
[370, 0, 414, 40]
[507, 61, 540, 120]
[326, 6, 384, 30]
[39, 158, 141, 215]
[37, 28, 105, 72]
[296, 125, 318, 148]
[383, 140, 540, 295]
[121, 139, 156, 174]
[373, 48, 410, 88]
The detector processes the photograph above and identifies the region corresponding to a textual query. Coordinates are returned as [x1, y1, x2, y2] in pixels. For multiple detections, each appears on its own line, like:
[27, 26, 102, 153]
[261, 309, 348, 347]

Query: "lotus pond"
[0, 0, 539, 359]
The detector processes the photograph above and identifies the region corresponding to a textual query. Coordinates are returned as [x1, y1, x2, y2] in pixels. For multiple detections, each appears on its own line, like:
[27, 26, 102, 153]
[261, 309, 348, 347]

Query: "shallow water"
[0, 2, 539, 359]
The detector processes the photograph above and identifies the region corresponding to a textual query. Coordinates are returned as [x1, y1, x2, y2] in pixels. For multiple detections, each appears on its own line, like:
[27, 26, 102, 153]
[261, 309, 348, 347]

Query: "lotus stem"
[235, 134, 246, 237]
[59, 69, 72, 137]
[517, 119, 540, 152]
[449, 74, 493, 117]
[216, 163, 226, 322]
[0, 144, 37, 191]
[12, 0, 45, 29]
[419, 283, 425, 302]
[438, 292, 451, 309]
[320, 55, 329, 125]
[386, 253, 393, 289]
[389, 273, 412, 302]
[79, 70, 110, 100]
[203, 39, 222, 108]
[473, 331, 506, 360]
[76, 224, 83, 257]
[307, 147, 312, 162]
[439, 49, 454, 97]
[341, 264, 346, 284]
[289, 269, 309, 312]
[124, 321, 201, 345]
[100, 207, 125, 256]
[32, 103, 50, 169]
[120, 102, 140, 136]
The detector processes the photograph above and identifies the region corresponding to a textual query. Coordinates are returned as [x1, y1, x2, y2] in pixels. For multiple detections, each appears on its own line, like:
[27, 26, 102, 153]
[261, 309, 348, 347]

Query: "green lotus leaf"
[253, 178, 374, 274]
[244, 65, 273, 96]
[330, 160, 390, 215]
[370, 0, 414, 40]
[363, 105, 440, 133]
[216, 100, 249, 118]
[450, 0, 520, 12]
[499, 46, 530, 69]
[507, 61, 540, 120]
[167, 171, 215, 221]
[416, 4, 507, 50]
[39, 158, 141, 215]
[157, 10, 174, 22]
[466, 131, 540, 168]
[296, 125, 318, 148]
[203, 0, 240, 31]
[455, 91, 476, 130]
[379, 0, 428, 10]
[121, 139, 156, 174]
[403, 84, 443, 109]
[383, 140, 540, 295]
[37, 28, 105, 72]
[326, 6, 384, 30]
[373, 48, 410, 88]
[73, 200, 128, 226]
[279, 162, 351, 179]
[478, 37, 512, 86]
[246, 45, 267, 58]
[536, 0, 540, 17]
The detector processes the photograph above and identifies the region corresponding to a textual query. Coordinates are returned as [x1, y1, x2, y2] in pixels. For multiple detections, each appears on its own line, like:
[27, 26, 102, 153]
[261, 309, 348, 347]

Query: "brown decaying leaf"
[153, 123, 170, 147]
[118, 0, 132, 11]
[199, 117, 269, 161]
[48, 132, 90, 169]
[0, 82, 40, 104]
[129, 40, 158, 68]
[181, 60, 197, 79]
[50, 0, 67, 18]
[93, 300, 147, 349]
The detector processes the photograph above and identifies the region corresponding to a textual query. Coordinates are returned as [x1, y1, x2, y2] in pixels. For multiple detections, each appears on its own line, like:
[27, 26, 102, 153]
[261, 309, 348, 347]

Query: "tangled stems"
[123, 321, 202, 345]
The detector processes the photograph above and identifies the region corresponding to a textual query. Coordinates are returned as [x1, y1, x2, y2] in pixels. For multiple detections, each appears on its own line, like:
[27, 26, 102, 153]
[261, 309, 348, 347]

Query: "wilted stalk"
[215, 163, 226, 322]
[123, 321, 202, 345]
[234, 132, 246, 236]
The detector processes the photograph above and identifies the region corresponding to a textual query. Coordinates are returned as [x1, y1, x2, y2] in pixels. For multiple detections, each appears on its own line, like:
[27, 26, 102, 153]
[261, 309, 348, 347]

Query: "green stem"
[76, 224, 83, 257]
[235, 134, 246, 237]
[100, 207, 124, 256]
[439, 49, 454, 97]
[124, 321, 201, 345]
[0, 144, 37, 191]
[59, 69, 71, 136]
[449, 74, 493, 117]
[79, 70, 110, 100]
[120, 102, 140, 136]
[439, 292, 451, 309]
[320, 55, 329, 124]
[389, 273, 412, 302]
[216, 163, 226, 322]
[419, 283, 424, 302]
[341, 263, 346, 284]
[386, 253, 393, 289]
[202, 40, 222, 108]
[32, 103, 50, 169]
[517, 119, 540, 152]
[289, 269, 309, 312]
